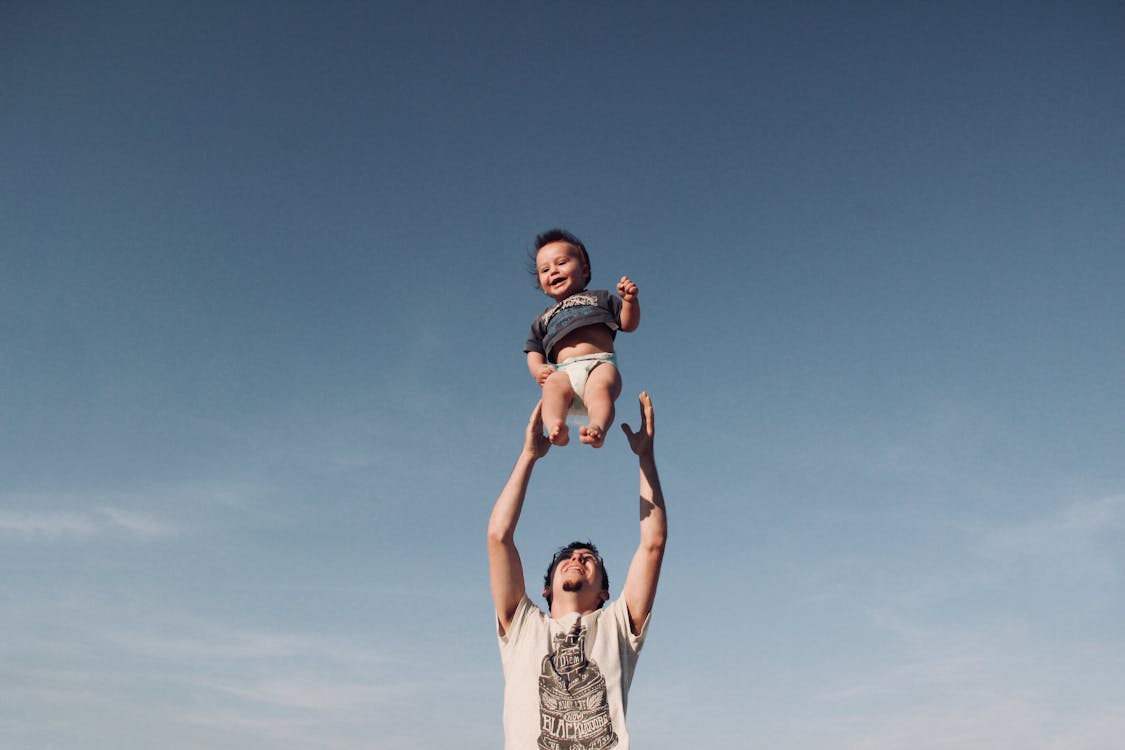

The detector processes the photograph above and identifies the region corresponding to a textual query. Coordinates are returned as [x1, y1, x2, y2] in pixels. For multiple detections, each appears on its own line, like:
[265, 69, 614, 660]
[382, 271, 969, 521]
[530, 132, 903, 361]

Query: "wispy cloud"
[1, 610, 493, 750]
[206, 676, 393, 712]
[970, 493, 1125, 600]
[740, 492, 1125, 749]
[0, 480, 272, 541]
[804, 625, 1125, 750]
[0, 510, 100, 538]
[981, 493, 1125, 554]
[97, 506, 177, 537]
[0, 506, 176, 540]
[112, 624, 392, 666]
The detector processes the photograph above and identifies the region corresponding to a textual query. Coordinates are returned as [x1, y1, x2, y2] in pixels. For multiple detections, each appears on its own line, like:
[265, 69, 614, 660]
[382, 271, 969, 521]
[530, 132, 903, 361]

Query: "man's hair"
[543, 540, 609, 609]
[529, 228, 592, 287]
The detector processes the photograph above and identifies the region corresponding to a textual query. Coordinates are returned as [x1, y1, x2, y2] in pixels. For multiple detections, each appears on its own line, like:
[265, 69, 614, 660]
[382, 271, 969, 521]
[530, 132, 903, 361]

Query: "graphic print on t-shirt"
[543, 293, 600, 339]
[538, 619, 618, 750]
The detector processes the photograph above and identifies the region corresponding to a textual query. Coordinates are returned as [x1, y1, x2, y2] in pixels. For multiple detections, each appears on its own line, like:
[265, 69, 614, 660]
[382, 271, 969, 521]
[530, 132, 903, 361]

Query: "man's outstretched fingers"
[639, 391, 653, 435]
[622, 392, 655, 455]
[525, 400, 550, 457]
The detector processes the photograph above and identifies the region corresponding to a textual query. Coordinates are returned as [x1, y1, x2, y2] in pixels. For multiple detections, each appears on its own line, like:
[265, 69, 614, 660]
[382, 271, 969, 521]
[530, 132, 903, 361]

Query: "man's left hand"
[621, 391, 654, 457]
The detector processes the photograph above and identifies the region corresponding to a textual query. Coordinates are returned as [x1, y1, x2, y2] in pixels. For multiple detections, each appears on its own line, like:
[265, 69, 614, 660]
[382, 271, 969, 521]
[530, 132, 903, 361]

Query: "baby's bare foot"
[549, 422, 570, 446]
[579, 424, 605, 448]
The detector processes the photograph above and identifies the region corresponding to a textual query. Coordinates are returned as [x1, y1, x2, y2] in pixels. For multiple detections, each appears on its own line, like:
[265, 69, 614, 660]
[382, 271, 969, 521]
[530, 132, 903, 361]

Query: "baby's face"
[536, 241, 588, 301]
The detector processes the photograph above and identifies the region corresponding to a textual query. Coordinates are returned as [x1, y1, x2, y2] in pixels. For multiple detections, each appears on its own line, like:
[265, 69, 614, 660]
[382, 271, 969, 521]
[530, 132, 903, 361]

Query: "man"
[488, 392, 667, 749]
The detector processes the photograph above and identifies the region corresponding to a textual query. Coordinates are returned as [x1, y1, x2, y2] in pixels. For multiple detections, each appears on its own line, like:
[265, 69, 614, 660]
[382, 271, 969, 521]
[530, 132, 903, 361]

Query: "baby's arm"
[617, 276, 640, 332]
[527, 351, 555, 386]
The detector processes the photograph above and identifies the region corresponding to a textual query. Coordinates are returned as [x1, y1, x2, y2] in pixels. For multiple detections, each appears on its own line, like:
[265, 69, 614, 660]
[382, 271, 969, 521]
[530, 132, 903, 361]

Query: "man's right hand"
[525, 401, 551, 459]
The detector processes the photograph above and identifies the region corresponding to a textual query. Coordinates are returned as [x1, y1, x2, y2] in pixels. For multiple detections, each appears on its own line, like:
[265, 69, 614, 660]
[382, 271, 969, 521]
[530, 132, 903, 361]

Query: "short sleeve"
[610, 597, 648, 654]
[605, 291, 623, 324]
[498, 595, 537, 647]
[524, 320, 545, 355]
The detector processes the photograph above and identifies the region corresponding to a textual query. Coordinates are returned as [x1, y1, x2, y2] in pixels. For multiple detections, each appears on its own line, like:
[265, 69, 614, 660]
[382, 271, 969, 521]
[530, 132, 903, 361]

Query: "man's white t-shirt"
[498, 595, 649, 749]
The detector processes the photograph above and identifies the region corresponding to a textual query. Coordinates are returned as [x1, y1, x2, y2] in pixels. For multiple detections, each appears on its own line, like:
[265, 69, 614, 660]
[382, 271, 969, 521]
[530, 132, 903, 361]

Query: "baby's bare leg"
[578, 364, 622, 448]
[541, 370, 573, 446]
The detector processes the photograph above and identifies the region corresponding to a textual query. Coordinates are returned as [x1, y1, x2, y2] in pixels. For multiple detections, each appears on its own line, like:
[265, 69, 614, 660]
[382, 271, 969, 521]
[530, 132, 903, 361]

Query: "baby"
[524, 229, 639, 448]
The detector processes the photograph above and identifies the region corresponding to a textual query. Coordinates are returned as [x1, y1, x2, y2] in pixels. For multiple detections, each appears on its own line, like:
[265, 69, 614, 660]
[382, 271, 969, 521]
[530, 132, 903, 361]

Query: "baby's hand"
[617, 276, 639, 301]
[536, 364, 556, 386]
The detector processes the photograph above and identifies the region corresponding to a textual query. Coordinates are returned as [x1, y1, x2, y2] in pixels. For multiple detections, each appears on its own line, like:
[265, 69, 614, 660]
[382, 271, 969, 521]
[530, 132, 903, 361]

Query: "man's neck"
[549, 596, 602, 620]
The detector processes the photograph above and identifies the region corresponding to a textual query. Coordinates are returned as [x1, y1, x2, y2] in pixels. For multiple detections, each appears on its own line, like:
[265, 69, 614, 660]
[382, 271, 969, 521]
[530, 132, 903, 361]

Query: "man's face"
[536, 241, 588, 301]
[548, 548, 606, 602]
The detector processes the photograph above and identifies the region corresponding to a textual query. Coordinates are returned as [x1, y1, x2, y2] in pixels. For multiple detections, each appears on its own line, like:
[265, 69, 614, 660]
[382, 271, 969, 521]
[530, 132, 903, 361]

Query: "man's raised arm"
[488, 401, 550, 636]
[620, 392, 668, 636]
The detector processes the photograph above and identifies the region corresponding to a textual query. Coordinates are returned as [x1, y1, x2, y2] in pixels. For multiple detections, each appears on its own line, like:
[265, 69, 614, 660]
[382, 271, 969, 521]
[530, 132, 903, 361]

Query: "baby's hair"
[527, 228, 592, 288]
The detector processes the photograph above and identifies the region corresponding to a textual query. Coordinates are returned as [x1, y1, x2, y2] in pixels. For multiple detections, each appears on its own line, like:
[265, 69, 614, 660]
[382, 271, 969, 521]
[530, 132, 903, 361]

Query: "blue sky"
[2, 1, 1123, 748]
